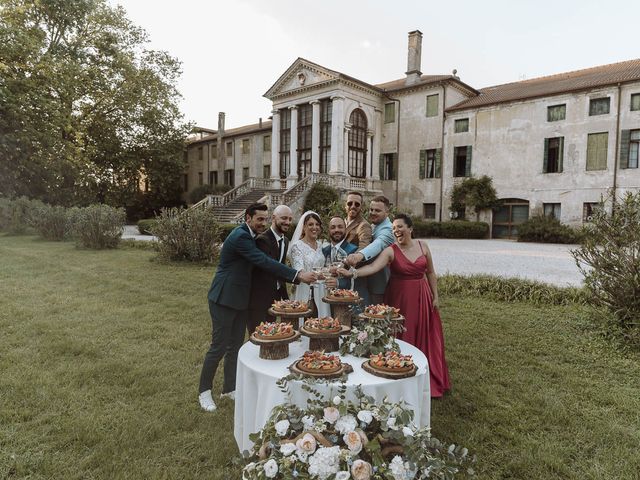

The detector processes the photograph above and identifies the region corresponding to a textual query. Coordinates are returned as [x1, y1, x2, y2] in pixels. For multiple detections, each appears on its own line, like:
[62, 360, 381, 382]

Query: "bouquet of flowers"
[340, 322, 400, 358]
[243, 382, 475, 480]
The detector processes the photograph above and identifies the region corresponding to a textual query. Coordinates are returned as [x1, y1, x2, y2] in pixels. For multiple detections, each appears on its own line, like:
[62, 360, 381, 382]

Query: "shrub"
[30, 204, 72, 241]
[303, 183, 339, 219]
[0, 196, 42, 235]
[217, 223, 237, 242]
[188, 184, 232, 204]
[450, 175, 499, 221]
[70, 204, 126, 249]
[571, 191, 640, 348]
[412, 220, 489, 239]
[152, 206, 221, 263]
[517, 215, 583, 244]
[137, 219, 158, 235]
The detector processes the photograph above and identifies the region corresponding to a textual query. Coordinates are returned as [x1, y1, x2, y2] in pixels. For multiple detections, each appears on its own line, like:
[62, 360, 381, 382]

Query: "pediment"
[264, 58, 340, 99]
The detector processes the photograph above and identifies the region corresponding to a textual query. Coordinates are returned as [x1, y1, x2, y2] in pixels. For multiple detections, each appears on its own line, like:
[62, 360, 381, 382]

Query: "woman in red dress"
[341, 213, 450, 397]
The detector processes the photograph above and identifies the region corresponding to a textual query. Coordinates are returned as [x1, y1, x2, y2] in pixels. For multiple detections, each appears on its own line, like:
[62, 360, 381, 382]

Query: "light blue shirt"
[360, 217, 394, 261]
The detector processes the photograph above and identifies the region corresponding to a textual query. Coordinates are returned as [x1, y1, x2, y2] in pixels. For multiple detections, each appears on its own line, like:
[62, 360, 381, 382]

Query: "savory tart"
[272, 299, 309, 313]
[253, 321, 295, 340]
[363, 304, 401, 319]
[296, 350, 342, 374]
[325, 289, 360, 302]
[368, 351, 414, 373]
[304, 316, 342, 334]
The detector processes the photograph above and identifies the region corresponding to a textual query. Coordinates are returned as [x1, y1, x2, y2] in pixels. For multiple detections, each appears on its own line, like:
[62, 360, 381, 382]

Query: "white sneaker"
[220, 390, 236, 401]
[198, 390, 217, 412]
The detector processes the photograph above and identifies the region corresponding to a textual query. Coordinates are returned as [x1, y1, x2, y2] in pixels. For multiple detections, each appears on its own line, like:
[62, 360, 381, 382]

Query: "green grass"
[1, 236, 639, 479]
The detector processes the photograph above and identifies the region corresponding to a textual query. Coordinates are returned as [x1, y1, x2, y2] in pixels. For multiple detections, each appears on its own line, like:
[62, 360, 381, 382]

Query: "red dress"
[384, 243, 451, 397]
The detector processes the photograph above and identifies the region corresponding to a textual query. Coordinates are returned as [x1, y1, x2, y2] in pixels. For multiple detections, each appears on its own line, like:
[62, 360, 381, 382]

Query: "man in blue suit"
[322, 216, 358, 290]
[198, 203, 315, 412]
[345, 195, 395, 305]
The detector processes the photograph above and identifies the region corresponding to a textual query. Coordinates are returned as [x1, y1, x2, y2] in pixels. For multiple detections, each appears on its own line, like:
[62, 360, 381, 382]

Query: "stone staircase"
[211, 189, 283, 223]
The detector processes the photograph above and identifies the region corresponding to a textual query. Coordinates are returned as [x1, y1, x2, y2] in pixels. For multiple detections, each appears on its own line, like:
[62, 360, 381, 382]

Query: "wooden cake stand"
[322, 296, 362, 328]
[299, 325, 350, 352]
[361, 360, 417, 379]
[267, 308, 313, 329]
[356, 313, 405, 335]
[249, 331, 301, 360]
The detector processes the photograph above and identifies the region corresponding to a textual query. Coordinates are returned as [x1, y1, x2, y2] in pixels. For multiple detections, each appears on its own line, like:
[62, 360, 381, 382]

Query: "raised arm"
[340, 246, 394, 279]
[358, 223, 394, 261]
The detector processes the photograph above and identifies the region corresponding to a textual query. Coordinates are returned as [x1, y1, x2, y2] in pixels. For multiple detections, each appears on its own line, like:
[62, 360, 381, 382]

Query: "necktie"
[277, 238, 284, 263]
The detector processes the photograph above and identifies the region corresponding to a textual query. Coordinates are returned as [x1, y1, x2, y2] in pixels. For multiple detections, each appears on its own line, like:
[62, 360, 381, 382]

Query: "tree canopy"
[450, 175, 499, 221]
[0, 0, 190, 215]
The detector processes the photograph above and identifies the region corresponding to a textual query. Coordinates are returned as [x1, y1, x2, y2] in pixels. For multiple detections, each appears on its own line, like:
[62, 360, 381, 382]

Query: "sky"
[111, 0, 640, 130]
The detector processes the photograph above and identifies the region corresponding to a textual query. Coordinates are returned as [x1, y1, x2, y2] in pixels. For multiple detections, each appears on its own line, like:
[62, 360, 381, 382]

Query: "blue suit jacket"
[208, 223, 298, 310]
[322, 240, 358, 289]
[360, 217, 394, 296]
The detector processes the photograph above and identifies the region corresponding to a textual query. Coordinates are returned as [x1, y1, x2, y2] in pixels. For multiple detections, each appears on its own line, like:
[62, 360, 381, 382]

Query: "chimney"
[405, 30, 423, 85]
[259, 117, 262, 128]
[217, 112, 225, 136]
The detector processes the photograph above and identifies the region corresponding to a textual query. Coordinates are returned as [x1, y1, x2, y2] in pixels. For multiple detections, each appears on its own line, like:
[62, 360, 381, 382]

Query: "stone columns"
[329, 96, 344, 174]
[310, 100, 320, 173]
[343, 123, 352, 176]
[270, 110, 281, 180]
[366, 130, 374, 179]
[372, 108, 382, 180]
[288, 105, 299, 186]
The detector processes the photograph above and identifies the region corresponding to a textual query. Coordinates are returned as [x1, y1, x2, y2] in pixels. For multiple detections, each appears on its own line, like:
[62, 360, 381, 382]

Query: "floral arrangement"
[243, 382, 475, 480]
[340, 321, 400, 358]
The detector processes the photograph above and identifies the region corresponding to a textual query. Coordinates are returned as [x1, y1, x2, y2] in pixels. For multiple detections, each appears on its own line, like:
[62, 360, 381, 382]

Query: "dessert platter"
[300, 316, 350, 352]
[268, 299, 313, 327]
[362, 350, 417, 379]
[322, 289, 362, 328]
[289, 350, 353, 379]
[249, 321, 301, 360]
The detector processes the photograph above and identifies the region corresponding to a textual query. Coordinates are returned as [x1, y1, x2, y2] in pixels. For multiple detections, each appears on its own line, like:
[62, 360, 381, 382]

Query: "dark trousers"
[246, 286, 288, 335]
[198, 300, 247, 394]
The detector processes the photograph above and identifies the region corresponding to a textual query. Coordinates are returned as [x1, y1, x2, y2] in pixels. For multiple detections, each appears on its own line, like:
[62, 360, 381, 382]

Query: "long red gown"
[384, 243, 451, 397]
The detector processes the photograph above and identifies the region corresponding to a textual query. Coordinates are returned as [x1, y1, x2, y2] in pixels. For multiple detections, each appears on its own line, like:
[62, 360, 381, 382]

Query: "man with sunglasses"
[344, 191, 372, 249]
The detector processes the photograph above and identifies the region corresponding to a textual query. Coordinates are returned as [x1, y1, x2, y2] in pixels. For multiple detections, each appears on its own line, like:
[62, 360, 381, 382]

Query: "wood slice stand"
[288, 360, 354, 379]
[357, 313, 405, 335]
[322, 296, 362, 328]
[300, 325, 350, 352]
[361, 360, 417, 379]
[249, 331, 301, 360]
[267, 308, 313, 329]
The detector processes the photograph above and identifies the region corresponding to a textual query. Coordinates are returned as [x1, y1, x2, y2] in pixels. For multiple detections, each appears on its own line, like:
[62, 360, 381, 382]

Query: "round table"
[233, 337, 430, 453]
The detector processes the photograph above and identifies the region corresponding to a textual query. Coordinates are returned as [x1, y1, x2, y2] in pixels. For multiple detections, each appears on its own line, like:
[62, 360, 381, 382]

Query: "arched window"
[348, 109, 367, 178]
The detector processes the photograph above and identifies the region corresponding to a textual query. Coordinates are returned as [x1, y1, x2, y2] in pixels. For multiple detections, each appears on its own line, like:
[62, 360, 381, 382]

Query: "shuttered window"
[543, 137, 564, 173]
[631, 93, 640, 111]
[384, 103, 395, 123]
[586, 132, 608, 171]
[589, 97, 610, 116]
[453, 146, 472, 177]
[426, 94, 439, 117]
[454, 118, 469, 133]
[547, 104, 566, 122]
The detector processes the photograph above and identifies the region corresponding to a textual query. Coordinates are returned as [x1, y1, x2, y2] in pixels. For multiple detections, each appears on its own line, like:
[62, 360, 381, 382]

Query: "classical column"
[310, 100, 320, 173]
[343, 123, 352, 176]
[329, 96, 345, 175]
[372, 108, 382, 180]
[366, 130, 374, 180]
[288, 105, 298, 186]
[270, 109, 280, 180]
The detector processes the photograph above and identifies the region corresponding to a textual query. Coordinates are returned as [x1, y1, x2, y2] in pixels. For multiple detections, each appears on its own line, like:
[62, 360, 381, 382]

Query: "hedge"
[412, 220, 489, 239]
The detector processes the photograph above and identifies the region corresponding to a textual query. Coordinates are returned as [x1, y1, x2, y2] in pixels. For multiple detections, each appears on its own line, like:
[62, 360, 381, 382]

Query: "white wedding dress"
[289, 240, 332, 318]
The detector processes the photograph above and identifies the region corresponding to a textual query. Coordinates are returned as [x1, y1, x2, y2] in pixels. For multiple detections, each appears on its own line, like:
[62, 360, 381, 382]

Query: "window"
[384, 103, 395, 123]
[454, 118, 469, 133]
[583, 202, 603, 222]
[453, 146, 472, 177]
[543, 203, 561, 219]
[586, 132, 608, 171]
[198, 172, 203, 186]
[423, 203, 436, 220]
[298, 103, 312, 178]
[182, 174, 188, 192]
[379, 153, 396, 180]
[547, 104, 566, 122]
[241, 139, 250, 154]
[211, 141, 218, 159]
[629, 130, 640, 168]
[242, 167, 249, 181]
[224, 169, 234, 187]
[198, 146, 203, 161]
[631, 93, 640, 111]
[263, 135, 271, 152]
[589, 97, 610, 116]
[426, 94, 439, 117]
[263, 165, 271, 178]
[279, 108, 291, 178]
[348, 109, 367, 178]
[319, 99, 332, 173]
[225, 141, 233, 156]
[543, 137, 564, 173]
[419, 149, 441, 179]
[209, 171, 218, 185]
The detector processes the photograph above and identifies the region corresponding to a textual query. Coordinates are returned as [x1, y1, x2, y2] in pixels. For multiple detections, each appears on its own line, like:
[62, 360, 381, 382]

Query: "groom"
[198, 203, 315, 412]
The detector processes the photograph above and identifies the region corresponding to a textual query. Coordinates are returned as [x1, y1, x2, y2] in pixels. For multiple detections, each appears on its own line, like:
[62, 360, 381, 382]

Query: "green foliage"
[0, 0, 189, 209]
[0, 196, 41, 234]
[303, 183, 340, 219]
[30, 203, 72, 241]
[137, 218, 158, 235]
[450, 176, 499, 220]
[152, 206, 221, 263]
[438, 274, 588, 306]
[517, 215, 584, 244]
[572, 191, 640, 348]
[339, 319, 400, 357]
[217, 223, 237, 242]
[188, 184, 232, 205]
[411, 220, 489, 239]
[70, 204, 126, 249]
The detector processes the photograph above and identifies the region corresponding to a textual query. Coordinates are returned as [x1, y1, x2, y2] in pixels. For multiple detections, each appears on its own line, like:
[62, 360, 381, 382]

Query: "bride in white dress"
[288, 211, 332, 318]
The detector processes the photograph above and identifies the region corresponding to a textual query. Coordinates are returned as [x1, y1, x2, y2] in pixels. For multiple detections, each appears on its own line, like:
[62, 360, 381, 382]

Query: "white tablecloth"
[234, 338, 430, 453]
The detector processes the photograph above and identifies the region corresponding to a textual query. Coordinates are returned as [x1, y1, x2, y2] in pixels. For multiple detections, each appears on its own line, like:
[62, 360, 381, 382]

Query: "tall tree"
[0, 0, 189, 213]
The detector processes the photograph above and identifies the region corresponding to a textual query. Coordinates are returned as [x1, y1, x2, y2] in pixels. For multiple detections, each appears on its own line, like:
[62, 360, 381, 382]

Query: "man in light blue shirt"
[345, 195, 395, 305]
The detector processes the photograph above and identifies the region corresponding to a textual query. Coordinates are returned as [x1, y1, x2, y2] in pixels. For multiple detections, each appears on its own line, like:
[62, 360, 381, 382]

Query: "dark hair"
[245, 202, 268, 219]
[329, 216, 346, 226]
[371, 195, 390, 209]
[301, 212, 322, 238]
[393, 213, 413, 228]
[345, 191, 363, 200]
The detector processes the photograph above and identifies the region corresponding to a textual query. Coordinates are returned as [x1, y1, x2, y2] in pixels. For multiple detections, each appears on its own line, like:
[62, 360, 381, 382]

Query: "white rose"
[349, 342, 356, 350]
[279, 443, 297, 456]
[323, 406, 340, 424]
[263, 458, 278, 478]
[389, 455, 406, 479]
[336, 472, 351, 480]
[333, 395, 342, 405]
[351, 459, 373, 480]
[302, 415, 315, 430]
[335, 414, 357, 434]
[274, 419, 290, 437]
[402, 426, 414, 437]
[343, 430, 363, 454]
[356, 410, 373, 425]
[295, 432, 317, 455]
[386, 416, 397, 429]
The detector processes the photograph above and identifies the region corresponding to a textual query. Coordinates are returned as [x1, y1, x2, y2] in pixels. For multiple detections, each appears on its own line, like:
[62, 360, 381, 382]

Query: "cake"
[363, 304, 401, 319]
[253, 321, 295, 340]
[368, 351, 414, 373]
[272, 299, 309, 313]
[326, 288, 360, 302]
[304, 316, 342, 334]
[296, 350, 342, 374]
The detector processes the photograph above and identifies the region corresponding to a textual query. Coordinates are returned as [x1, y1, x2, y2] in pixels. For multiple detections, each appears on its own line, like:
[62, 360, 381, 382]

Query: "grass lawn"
[1, 236, 638, 479]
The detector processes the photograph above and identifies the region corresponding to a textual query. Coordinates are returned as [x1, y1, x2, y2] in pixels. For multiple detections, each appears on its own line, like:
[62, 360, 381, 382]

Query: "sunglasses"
[346, 201, 361, 207]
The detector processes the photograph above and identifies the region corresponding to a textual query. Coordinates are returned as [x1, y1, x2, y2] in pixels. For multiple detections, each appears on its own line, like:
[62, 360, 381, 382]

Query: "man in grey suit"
[198, 203, 315, 412]
[345, 195, 395, 305]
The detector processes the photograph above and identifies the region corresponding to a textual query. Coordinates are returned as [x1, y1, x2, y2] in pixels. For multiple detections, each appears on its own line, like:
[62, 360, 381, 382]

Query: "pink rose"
[323, 406, 340, 424]
[351, 459, 373, 480]
[343, 430, 363, 454]
[295, 433, 317, 454]
[357, 331, 368, 342]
